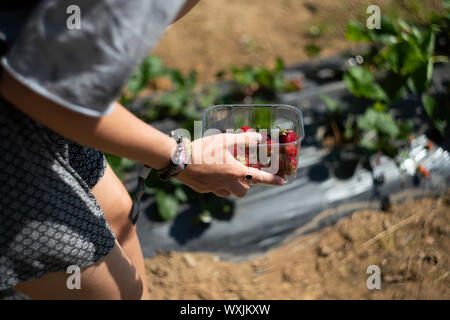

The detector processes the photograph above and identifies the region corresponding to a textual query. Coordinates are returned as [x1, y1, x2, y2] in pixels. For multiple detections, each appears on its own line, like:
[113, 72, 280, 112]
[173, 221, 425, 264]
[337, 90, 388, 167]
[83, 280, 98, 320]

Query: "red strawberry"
[290, 78, 302, 90]
[418, 164, 430, 179]
[277, 126, 297, 144]
[283, 144, 297, 157]
[240, 126, 254, 132]
[285, 157, 298, 175]
[282, 131, 297, 144]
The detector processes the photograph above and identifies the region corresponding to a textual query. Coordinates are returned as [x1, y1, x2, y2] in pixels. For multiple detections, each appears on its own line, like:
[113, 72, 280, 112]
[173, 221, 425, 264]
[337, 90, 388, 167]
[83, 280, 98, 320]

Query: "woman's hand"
[176, 132, 285, 198]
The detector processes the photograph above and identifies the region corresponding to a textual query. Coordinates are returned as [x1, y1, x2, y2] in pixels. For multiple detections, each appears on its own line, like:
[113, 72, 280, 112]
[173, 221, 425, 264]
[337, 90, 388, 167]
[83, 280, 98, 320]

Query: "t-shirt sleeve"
[1, 0, 185, 117]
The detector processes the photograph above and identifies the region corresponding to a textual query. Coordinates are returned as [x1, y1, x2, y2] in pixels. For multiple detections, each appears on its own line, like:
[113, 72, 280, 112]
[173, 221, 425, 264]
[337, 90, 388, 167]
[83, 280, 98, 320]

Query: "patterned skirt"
[0, 96, 115, 289]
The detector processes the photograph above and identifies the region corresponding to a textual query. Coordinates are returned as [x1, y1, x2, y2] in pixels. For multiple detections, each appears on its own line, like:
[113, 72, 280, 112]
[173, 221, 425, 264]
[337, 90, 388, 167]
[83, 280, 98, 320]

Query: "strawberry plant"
[355, 103, 413, 158]
[342, 2, 449, 158]
[219, 57, 303, 103]
[120, 55, 220, 123]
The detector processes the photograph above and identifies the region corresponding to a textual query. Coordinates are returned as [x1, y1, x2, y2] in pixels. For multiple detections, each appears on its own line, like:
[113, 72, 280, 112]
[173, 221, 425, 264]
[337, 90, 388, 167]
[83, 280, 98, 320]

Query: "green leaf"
[373, 101, 387, 112]
[357, 108, 399, 137]
[304, 44, 322, 57]
[345, 21, 372, 42]
[421, 93, 447, 136]
[275, 57, 285, 72]
[319, 94, 341, 114]
[379, 72, 407, 101]
[417, 29, 436, 58]
[406, 59, 433, 93]
[127, 70, 145, 95]
[359, 131, 378, 151]
[398, 18, 412, 34]
[155, 190, 179, 221]
[255, 69, 273, 87]
[344, 67, 388, 101]
[422, 93, 436, 118]
[434, 119, 448, 136]
[174, 187, 188, 202]
[370, 16, 399, 44]
[376, 113, 400, 137]
[379, 16, 399, 36]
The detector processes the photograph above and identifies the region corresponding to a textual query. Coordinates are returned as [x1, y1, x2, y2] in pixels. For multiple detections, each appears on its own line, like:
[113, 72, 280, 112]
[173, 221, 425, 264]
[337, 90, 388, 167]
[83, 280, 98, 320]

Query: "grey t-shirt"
[0, 0, 185, 117]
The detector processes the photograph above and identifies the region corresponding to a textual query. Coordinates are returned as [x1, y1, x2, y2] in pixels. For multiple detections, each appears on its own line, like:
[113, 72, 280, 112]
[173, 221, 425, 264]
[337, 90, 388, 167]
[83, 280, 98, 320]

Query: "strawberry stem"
[276, 125, 287, 135]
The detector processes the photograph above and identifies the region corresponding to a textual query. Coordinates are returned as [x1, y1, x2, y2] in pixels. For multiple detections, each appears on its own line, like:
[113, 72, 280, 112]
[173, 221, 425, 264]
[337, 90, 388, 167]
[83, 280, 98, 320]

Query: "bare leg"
[14, 240, 146, 300]
[91, 164, 150, 299]
[13, 164, 149, 300]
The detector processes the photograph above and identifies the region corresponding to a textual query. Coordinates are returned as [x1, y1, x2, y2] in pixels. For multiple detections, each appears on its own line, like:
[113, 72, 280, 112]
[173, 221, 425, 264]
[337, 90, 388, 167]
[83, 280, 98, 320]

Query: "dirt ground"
[145, 191, 450, 299]
[153, 0, 442, 83]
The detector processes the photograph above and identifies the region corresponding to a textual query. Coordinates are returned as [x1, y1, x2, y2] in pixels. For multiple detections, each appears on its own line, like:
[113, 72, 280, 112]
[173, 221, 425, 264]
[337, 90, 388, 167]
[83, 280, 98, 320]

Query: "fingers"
[248, 167, 285, 186]
[226, 180, 250, 198]
[213, 189, 231, 198]
[230, 160, 285, 186]
[224, 132, 262, 148]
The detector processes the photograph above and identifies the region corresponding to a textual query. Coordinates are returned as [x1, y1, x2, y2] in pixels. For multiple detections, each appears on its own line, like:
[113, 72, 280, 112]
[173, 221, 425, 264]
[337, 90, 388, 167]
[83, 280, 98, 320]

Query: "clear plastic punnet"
[202, 104, 305, 185]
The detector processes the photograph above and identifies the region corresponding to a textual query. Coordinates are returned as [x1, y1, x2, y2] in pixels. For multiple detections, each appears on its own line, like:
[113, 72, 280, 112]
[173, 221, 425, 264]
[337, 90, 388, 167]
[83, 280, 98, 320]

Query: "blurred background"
[110, 0, 449, 299]
[153, 0, 443, 83]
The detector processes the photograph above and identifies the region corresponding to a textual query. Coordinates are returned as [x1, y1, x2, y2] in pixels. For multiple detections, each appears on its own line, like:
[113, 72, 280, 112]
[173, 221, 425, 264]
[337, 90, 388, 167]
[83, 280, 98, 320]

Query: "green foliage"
[343, 67, 387, 101]
[121, 55, 220, 123]
[342, 3, 449, 157]
[222, 57, 302, 101]
[304, 44, 322, 57]
[346, 15, 439, 97]
[357, 105, 413, 158]
[105, 154, 136, 180]
[231, 57, 285, 90]
[422, 92, 450, 137]
[126, 56, 166, 95]
[155, 189, 179, 221]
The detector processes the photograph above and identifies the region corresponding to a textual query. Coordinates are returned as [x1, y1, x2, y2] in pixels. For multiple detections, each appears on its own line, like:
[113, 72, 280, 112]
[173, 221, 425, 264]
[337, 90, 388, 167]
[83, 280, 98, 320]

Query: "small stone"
[183, 253, 197, 267]
[425, 236, 435, 245]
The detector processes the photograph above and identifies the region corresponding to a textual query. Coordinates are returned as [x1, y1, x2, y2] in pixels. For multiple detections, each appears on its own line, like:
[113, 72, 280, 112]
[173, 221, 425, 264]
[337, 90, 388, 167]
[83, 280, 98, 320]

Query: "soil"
[152, 0, 442, 83]
[144, 190, 450, 299]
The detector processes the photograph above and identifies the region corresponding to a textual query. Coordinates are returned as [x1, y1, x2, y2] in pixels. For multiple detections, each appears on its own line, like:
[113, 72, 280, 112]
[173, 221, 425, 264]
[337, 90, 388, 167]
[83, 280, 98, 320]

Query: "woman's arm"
[0, 69, 284, 196]
[0, 70, 176, 170]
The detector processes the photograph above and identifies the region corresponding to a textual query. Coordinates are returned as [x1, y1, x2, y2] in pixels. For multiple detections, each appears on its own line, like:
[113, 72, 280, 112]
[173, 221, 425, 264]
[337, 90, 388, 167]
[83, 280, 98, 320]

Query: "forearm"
[0, 70, 176, 170]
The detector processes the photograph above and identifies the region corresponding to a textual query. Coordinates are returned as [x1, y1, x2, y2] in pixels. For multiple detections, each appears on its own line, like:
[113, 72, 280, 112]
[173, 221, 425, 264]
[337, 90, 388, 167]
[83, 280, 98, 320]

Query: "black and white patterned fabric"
[0, 97, 115, 289]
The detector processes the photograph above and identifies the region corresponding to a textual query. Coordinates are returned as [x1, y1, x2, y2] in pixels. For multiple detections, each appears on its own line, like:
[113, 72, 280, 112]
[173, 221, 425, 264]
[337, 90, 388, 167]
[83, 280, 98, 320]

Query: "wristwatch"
[128, 131, 191, 224]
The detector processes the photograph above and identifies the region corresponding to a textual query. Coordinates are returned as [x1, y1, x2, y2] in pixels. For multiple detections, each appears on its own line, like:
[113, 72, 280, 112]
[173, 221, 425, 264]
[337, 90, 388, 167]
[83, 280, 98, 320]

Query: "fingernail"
[276, 177, 285, 185]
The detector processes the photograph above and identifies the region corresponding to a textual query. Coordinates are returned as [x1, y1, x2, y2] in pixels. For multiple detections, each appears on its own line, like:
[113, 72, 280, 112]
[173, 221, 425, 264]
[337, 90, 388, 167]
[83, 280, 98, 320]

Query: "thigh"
[91, 164, 134, 242]
[13, 240, 145, 300]
[91, 164, 150, 299]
